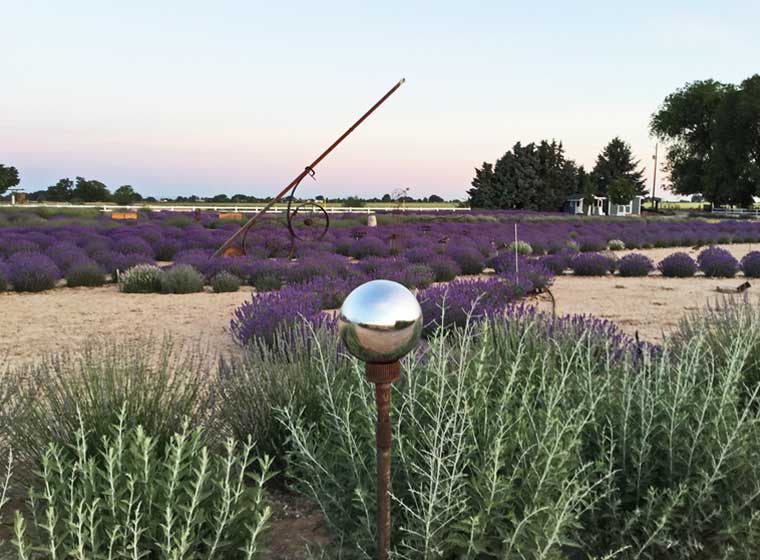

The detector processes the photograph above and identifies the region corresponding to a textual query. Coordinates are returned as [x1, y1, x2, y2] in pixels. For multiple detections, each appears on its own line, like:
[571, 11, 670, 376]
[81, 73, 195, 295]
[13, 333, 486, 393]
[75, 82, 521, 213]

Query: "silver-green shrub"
[211, 271, 242, 293]
[118, 263, 163, 293]
[8, 337, 213, 470]
[281, 304, 760, 558]
[161, 264, 205, 294]
[216, 324, 338, 461]
[608, 238, 626, 250]
[8, 409, 273, 559]
[506, 239, 533, 255]
[0, 365, 20, 452]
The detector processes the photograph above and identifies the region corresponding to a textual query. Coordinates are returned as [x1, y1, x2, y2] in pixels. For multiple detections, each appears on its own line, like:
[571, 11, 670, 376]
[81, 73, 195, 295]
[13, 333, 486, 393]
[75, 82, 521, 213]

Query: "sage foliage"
[282, 301, 760, 559]
[7, 409, 272, 559]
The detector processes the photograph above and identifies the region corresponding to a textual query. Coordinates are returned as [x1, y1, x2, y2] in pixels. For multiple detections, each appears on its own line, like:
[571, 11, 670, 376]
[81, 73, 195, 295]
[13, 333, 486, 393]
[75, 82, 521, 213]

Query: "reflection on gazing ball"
[339, 280, 423, 364]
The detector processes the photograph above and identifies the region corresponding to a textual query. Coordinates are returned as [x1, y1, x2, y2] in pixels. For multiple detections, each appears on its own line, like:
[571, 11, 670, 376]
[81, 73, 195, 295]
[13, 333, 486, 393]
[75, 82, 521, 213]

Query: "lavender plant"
[65, 260, 107, 287]
[617, 252, 654, 277]
[230, 287, 329, 349]
[658, 252, 697, 278]
[7, 252, 61, 292]
[697, 246, 739, 277]
[445, 245, 486, 275]
[427, 255, 461, 282]
[216, 322, 340, 460]
[740, 251, 760, 278]
[570, 252, 615, 276]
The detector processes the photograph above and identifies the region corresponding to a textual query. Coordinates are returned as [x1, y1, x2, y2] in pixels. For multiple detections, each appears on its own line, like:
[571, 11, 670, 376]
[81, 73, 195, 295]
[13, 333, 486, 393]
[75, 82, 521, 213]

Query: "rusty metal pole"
[366, 361, 400, 560]
[213, 78, 406, 257]
[338, 280, 423, 560]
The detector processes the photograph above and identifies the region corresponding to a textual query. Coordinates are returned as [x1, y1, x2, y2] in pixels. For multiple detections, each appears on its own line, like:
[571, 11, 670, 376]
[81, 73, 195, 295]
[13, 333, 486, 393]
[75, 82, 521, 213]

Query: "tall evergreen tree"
[468, 141, 578, 210]
[591, 137, 647, 197]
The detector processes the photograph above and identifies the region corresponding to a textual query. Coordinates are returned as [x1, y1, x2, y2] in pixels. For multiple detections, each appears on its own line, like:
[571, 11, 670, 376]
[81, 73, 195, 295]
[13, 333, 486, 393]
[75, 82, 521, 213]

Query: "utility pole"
[651, 144, 658, 209]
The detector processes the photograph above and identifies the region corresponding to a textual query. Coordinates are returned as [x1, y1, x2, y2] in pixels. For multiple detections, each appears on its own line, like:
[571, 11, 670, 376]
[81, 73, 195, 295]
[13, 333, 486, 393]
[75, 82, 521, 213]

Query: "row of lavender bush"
[568, 247, 760, 278]
[3, 209, 760, 292]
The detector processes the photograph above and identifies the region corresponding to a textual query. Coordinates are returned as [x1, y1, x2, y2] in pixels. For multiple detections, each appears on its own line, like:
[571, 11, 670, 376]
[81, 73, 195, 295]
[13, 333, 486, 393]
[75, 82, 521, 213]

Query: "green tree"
[381, 193, 391, 202]
[468, 162, 497, 208]
[0, 164, 20, 196]
[428, 194, 444, 203]
[650, 77, 760, 206]
[709, 75, 760, 207]
[113, 185, 142, 205]
[468, 141, 579, 211]
[592, 137, 646, 197]
[46, 178, 74, 202]
[73, 177, 111, 202]
[607, 176, 638, 206]
[342, 196, 366, 208]
[211, 194, 230, 203]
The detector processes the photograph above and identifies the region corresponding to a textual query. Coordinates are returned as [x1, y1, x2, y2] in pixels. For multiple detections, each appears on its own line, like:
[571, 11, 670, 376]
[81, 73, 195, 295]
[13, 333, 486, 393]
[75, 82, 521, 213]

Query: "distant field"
[0, 201, 463, 211]
[143, 201, 462, 210]
[642, 200, 760, 210]
[642, 201, 704, 210]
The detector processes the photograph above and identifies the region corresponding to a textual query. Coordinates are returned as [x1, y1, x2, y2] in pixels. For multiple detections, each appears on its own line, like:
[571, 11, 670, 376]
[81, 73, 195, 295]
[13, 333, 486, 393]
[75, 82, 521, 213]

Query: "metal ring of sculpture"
[231, 168, 329, 257]
[287, 201, 330, 242]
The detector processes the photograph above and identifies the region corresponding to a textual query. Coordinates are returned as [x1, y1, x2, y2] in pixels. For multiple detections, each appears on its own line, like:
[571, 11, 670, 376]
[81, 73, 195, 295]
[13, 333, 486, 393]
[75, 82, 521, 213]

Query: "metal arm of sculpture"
[213, 78, 405, 258]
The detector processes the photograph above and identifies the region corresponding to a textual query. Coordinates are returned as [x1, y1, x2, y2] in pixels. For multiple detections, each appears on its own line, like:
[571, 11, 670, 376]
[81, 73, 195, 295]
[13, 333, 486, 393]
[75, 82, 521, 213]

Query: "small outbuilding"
[607, 195, 643, 217]
[563, 194, 607, 216]
[563, 194, 643, 217]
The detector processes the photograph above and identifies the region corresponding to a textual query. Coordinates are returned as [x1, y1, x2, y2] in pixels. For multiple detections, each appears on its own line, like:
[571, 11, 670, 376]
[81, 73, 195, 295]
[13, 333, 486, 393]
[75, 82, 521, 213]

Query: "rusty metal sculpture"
[338, 280, 423, 560]
[214, 78, 406, 258]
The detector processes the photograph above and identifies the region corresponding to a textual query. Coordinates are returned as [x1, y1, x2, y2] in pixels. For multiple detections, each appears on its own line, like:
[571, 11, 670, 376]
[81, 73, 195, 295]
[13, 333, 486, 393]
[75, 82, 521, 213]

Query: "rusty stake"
[366, 361, 401, 560]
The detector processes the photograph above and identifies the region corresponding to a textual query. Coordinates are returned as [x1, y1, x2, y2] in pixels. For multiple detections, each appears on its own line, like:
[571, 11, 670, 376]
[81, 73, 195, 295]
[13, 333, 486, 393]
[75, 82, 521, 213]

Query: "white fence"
[711, 207, 760, 219]
[0, 203, 469, 214]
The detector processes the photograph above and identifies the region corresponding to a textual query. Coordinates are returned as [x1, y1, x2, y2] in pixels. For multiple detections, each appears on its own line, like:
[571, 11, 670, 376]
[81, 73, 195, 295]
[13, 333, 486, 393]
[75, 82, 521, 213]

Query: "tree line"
[0, 172, 454, 206]
[468, 137, 646, 211]
[470, 73, 760, 210]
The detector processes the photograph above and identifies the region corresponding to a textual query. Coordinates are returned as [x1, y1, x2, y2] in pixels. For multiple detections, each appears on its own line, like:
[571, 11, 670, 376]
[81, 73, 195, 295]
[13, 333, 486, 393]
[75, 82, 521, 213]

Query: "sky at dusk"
[2, 1, 759, 200]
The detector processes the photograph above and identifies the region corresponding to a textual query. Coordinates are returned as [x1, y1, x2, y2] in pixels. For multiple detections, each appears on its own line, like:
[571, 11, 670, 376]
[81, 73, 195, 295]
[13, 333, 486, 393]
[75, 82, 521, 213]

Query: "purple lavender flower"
[427, 255, 461, 282]
[658, 252, 697, 278]
[7, 252, 61, 292]
[697, 246, 739, 278]
[1, 237, 40, 258]
[418, 278, 519, 336]
[350, 236, 390, 259]
[740, 251, 760, 278]
[445, 245, 486, 275]
[617, 253, 654, 277]
[114, 236, 155, 256]
[570, 253, 615, 276]
[230, 285, 334, 349]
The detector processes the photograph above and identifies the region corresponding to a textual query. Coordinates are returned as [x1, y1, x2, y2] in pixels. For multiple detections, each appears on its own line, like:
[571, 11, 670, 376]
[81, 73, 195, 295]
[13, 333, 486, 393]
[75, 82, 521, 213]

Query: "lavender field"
[4, 208, 760, 558]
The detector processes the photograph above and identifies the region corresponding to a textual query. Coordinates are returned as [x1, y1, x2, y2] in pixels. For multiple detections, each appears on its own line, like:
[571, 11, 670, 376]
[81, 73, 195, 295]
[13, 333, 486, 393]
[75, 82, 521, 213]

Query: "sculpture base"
[365, 361, 401, 384]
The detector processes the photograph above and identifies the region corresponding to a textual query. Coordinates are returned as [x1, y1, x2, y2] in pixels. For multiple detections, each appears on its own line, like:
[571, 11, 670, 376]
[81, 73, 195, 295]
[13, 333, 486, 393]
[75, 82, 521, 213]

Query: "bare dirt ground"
[533, 243, 758, 342]
[2, 244, 759, 367]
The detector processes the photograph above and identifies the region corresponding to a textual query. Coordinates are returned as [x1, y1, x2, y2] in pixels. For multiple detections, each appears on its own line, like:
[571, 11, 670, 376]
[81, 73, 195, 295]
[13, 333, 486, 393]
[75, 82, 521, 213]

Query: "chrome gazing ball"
[339, 280, 423, 364]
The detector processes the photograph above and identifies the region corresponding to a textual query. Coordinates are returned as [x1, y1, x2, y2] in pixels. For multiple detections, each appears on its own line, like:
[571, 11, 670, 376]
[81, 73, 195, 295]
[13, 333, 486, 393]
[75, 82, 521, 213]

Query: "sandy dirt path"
[1, 244, 758, 367]
[0, 286, 254, 366]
